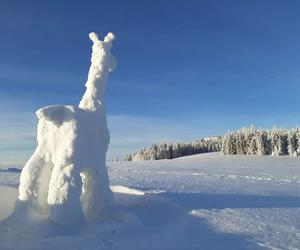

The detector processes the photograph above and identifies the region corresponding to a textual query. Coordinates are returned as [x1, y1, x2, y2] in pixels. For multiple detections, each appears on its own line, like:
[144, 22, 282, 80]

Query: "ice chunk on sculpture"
[17, 32, 116, 224]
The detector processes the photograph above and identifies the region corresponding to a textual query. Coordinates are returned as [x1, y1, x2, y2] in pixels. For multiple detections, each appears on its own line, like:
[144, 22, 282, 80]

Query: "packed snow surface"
[1, 152, 300, 249]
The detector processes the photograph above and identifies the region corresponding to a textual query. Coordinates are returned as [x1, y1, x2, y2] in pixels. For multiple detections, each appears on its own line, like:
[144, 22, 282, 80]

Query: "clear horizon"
[1, 0, 300, 165]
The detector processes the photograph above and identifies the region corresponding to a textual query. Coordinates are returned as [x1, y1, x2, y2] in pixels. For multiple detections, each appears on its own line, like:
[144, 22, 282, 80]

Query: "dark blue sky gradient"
[1, 0, 300, 163]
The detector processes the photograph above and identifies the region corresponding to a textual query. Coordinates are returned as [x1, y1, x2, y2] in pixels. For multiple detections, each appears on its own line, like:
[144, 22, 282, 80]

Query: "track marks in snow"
[190, 208, 300, 250]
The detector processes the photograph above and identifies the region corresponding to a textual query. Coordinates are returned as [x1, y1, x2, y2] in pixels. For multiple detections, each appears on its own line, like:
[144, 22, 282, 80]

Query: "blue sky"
[1, 0, 300, 164]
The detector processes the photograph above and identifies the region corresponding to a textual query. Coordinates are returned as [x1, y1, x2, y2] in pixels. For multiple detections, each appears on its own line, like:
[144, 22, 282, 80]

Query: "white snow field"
[1, 152, 300, 249]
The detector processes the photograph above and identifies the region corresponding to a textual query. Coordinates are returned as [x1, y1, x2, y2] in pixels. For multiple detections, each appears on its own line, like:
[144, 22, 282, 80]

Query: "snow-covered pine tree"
[221, 133, 228, 155]
[288, 129, 298, 156]
[244, 129, 253, 155]
[256, 131, 267, 156]
[296, 129, 300, 156]
[227, 133, 237, 155]
[270, 127, 279, 156]
[172, 142, 180, 158]
[249, 137, 257, 155]
[125, 153, 132, 161]
[280, 130, 288, 155]
[235, 132, 242, 155]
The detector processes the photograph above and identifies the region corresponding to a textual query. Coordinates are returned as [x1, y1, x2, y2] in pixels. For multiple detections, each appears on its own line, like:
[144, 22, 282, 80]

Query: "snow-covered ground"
[1, 152, 300, 249]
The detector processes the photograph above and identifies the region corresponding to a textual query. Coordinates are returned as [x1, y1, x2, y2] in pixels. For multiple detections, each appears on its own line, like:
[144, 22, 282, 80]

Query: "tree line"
[221, 125, 300, 156]
[124, 137, 222, 161]
[124, 126, 300, 161]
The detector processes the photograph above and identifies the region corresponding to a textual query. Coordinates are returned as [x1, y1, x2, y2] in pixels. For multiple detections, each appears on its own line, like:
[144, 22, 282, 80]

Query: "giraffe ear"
[104, 32, 115, 44]
[89, 32, 100, 43]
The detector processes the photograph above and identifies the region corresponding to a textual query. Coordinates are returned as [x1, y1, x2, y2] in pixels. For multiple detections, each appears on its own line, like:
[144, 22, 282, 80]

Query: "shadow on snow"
[115, 191, 300, 249]
[1, 187, 300, 249]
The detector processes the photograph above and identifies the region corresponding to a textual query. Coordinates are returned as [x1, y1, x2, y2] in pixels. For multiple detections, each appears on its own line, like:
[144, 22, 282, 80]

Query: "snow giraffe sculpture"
[17, 32, 116, 224]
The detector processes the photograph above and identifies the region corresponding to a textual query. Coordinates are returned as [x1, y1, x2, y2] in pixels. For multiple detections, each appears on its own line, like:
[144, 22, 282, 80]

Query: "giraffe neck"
[79, 65, 109, 111]
[79, 33, 116, 111]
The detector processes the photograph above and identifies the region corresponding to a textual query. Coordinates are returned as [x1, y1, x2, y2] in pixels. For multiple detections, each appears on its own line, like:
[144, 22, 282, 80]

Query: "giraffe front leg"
[18, 152, 51, 212]
[47, 163, 84, 225]
[80, 167, 112, 220]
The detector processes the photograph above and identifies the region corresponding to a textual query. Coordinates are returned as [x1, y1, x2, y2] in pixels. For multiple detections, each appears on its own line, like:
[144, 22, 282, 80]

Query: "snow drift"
[16, 32, 117, 224]
[2, 153, 300, 249]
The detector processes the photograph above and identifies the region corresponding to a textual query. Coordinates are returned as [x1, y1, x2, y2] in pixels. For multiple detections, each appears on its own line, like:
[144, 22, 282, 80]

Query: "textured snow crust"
[1, 153, 300, 249]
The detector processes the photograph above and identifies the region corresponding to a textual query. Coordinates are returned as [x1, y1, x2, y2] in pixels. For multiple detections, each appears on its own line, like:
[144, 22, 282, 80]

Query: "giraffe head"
[87, 32, 116, 73]
[89, 32, 115, 49]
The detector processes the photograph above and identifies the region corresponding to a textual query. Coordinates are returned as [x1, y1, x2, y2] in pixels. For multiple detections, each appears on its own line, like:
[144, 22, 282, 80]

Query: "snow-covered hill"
[1, 152, 300, 249]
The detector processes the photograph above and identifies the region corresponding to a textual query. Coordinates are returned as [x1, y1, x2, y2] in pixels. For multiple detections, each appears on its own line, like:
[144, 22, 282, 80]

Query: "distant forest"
[124, 137, 222, 161]
[221, 126, 300, 156]
[124, 125, 300, 161]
